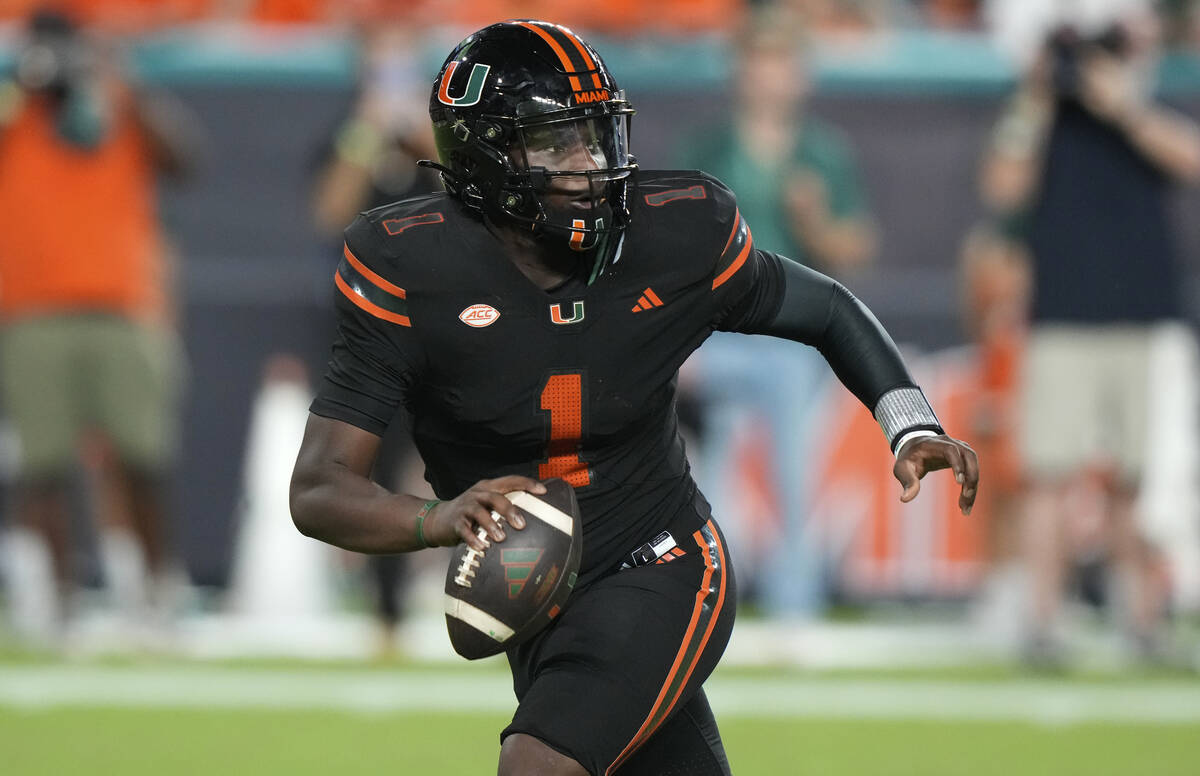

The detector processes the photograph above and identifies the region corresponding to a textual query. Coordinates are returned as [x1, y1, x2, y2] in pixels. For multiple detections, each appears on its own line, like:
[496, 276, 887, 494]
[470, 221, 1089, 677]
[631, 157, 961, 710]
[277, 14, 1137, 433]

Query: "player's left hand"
[893, 434, 979, 515]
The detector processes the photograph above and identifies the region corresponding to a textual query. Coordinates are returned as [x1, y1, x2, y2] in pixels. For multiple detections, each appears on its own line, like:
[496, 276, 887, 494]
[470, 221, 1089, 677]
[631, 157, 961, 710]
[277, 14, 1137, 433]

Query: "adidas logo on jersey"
[631, 288, 664, 313]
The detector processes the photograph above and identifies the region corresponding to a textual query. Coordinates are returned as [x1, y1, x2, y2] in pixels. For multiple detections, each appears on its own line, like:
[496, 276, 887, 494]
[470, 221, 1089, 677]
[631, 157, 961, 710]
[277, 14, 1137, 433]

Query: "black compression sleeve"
[739, 251, 919, 413]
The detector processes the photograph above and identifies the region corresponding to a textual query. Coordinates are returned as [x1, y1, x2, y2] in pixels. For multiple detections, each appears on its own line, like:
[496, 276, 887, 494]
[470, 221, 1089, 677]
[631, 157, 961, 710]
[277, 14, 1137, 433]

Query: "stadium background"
[1, 2, 1200, 774]
[58, 23, 1200, 590]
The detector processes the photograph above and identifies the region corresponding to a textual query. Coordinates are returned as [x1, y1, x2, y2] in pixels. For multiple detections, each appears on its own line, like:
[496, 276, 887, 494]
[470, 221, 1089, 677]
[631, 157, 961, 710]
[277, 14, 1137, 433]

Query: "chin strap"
[420, 157, 630, 284]
[416, 158, 456, 187]
[587, 228, 625, 285]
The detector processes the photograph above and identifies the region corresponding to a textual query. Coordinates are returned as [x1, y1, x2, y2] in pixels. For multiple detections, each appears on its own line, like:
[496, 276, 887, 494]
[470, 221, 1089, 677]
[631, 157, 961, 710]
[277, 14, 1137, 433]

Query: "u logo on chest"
[549, 300, 586, 325]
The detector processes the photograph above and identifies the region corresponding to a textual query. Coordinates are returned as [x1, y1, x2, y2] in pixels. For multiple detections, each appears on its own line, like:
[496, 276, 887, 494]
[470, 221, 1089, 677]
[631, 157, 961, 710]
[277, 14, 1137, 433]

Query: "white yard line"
[0, 666, 1197, 724]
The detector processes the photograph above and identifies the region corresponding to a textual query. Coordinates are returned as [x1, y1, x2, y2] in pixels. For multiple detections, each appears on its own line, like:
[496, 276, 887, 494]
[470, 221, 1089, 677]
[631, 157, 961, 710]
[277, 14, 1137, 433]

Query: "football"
[443, 478, 583, 660]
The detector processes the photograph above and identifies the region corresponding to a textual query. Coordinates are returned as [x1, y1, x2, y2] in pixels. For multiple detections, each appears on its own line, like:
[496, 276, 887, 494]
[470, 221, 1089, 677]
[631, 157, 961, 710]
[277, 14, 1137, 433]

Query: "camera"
[13, 10, 91, 100]
[1047, 23, 1132, 98]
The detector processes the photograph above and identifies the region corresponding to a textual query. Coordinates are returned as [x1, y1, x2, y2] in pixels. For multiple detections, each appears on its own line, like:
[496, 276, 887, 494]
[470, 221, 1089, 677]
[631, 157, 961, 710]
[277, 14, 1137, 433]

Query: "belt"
[620, 530, 678, 570]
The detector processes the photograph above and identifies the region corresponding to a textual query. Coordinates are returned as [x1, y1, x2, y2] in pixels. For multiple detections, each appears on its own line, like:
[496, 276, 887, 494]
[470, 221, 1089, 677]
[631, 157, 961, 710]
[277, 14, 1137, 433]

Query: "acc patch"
[459, 304, 500, 328]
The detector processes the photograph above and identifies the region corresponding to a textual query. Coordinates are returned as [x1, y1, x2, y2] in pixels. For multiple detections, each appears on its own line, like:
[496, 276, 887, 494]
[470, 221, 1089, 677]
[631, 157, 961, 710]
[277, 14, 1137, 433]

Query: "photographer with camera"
[0, 8, 203, 647]
[980, 5, 1200, 667]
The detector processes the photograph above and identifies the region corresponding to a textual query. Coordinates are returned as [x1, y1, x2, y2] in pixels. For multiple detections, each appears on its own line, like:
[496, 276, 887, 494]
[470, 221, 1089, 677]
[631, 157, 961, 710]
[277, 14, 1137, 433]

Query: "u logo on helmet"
[437, 62, 491, 107]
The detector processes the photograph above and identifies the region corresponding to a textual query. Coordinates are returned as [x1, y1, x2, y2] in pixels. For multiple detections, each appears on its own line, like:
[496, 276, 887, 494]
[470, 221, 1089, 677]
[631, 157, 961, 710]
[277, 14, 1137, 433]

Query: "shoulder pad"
[337, 194, 473, 327]
[361, 193, 453, 242]
[636, 170, 745, 280]
[636, 170, 734, 213]
[336, 214, 415, 327]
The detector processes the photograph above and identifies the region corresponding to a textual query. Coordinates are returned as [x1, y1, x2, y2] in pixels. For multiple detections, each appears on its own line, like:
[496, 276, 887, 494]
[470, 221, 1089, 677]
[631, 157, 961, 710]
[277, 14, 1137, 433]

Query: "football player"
[290, 20, 978, 776]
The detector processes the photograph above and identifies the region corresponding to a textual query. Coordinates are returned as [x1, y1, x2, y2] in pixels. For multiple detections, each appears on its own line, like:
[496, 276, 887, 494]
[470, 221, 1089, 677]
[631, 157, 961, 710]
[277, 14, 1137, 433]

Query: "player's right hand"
[421, 476, 544, 550]
[893, 433, 979, 515]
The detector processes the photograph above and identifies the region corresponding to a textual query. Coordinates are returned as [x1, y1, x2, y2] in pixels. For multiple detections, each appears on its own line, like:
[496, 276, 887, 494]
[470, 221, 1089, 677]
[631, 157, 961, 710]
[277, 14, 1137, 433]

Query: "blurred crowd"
[1, 0, 1200, 671]
[0, 0, 1195, 45]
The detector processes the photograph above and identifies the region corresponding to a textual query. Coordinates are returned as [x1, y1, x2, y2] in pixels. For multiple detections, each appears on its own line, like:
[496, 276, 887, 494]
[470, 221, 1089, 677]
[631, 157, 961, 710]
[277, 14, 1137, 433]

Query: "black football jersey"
[312, 170, 786, 584]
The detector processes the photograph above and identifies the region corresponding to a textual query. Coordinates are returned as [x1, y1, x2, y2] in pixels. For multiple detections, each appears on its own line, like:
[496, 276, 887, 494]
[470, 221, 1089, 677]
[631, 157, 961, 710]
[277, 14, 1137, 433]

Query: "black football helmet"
[421, 20, 637, 283]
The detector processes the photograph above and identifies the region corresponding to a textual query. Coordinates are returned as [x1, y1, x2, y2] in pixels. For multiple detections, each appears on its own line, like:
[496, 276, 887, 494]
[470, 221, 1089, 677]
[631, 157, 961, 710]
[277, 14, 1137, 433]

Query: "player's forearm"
[133, 90, 205, 179]
[807, 279, 945, 449]
[289, 463, 429, 553]
[745, 252, 942, 448]
[1116, 104, 1200, 183]
[744, 253, 907, 400]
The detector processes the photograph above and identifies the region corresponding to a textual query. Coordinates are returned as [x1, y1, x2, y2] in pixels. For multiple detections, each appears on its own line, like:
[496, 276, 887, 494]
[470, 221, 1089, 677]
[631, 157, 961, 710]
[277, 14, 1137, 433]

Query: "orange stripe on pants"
[604, 521, 727, 774]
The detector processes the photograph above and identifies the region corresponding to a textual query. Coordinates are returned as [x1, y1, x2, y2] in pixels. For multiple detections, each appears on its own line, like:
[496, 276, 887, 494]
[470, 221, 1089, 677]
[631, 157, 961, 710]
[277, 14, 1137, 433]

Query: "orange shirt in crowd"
[0, 0, 744, 32]
[242, 0, 745, 31]
[0, 90, 163, 321]
[435, 0, 742, 34]
[0, 0, 208, 30]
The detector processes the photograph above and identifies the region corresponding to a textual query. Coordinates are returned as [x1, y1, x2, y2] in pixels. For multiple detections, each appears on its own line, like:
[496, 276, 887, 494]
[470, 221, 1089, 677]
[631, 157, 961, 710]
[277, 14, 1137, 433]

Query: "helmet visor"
[513, 115, 631, 179]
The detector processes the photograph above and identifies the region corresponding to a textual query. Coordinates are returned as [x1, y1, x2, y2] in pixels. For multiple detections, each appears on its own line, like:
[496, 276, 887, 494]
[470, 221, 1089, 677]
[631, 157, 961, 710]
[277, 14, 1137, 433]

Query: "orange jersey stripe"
[643, 287, 664, 307]
[560, 26, 604, 89]
[335, 272, 411, 326]
[711, 227, 753, 290]
[605, 523, 723, 774]
[343, 244, 407, 299]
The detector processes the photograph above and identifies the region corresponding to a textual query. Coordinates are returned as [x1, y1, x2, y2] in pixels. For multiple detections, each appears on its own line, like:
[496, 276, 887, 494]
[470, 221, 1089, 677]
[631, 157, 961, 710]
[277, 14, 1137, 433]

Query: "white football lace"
[452, 513, 506, 588]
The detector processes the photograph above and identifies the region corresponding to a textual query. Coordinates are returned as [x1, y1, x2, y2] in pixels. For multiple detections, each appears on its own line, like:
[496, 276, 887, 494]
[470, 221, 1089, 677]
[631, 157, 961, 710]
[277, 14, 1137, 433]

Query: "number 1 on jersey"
[539, 372, 591, 487]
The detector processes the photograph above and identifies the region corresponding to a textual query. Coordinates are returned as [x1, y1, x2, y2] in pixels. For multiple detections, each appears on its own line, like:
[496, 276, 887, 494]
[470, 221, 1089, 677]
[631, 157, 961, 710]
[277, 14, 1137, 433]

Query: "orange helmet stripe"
[518, 21, 583, 92]
[558, 26, 604, 89]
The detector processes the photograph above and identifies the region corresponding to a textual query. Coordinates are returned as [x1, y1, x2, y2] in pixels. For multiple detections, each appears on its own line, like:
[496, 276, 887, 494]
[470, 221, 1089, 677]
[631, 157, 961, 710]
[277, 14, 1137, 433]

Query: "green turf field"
[2, 707, 1198, 775]
[1, 661, 1197, 775]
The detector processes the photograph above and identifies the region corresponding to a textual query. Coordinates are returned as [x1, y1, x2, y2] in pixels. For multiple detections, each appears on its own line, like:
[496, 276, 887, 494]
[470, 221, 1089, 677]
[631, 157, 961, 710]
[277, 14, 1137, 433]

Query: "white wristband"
[893, 429, 938, 458]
